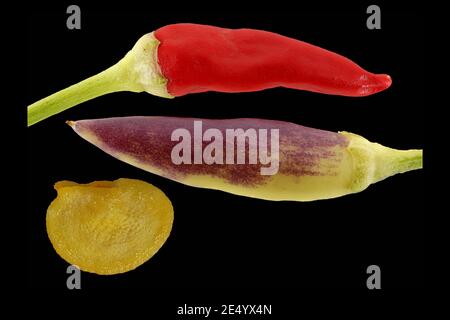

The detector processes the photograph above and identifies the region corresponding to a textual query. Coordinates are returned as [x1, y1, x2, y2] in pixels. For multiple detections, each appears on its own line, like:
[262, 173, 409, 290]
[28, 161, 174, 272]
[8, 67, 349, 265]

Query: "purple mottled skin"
[73, 117, 349, 186]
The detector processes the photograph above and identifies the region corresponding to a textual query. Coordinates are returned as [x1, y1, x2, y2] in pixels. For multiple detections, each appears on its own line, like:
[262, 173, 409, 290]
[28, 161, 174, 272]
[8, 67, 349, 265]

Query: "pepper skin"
[155, 23, 392, 97]
[68, 116, 421, 202]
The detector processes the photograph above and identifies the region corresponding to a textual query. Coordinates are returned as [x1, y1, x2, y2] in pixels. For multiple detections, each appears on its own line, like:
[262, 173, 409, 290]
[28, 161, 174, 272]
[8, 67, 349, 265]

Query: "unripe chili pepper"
[28, 23, 391, 126]
[68, 116, 421, 202]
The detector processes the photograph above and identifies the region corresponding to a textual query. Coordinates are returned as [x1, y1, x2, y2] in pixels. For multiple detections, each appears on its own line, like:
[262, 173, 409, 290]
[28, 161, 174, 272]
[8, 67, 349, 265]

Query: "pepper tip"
[357, 73, 393, 96]
[381, 73, 392, 89]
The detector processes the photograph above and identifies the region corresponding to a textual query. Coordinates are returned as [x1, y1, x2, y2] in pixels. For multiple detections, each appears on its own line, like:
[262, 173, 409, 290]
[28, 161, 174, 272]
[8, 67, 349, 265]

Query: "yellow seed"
[46, 178, 174, 275]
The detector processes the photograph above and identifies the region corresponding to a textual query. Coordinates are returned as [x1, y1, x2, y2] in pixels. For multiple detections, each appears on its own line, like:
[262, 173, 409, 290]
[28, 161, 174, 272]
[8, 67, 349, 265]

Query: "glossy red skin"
[155, 23, 392, 97]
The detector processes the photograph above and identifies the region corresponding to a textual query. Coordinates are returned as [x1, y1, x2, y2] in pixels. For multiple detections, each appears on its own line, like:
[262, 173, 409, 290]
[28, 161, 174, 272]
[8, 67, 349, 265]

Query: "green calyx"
[27, 32, 173, 127]
[341, 131, 423, 192]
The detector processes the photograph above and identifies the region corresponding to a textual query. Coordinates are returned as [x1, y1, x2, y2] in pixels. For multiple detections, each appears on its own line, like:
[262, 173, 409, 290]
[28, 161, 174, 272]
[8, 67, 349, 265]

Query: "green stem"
[27, 33, 172, 127]
[372, 145, 423, 183]
[28, 63, 130, 126]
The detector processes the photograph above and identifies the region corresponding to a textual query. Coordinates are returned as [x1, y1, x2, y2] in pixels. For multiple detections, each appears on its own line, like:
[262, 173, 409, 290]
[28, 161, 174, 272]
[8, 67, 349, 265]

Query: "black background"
[27, 1, 424, 295]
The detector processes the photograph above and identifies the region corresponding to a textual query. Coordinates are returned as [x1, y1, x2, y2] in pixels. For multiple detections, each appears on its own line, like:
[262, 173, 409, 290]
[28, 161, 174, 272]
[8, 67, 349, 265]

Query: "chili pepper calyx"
[341, 131, 422, 192]
[120, 33, 173, 98]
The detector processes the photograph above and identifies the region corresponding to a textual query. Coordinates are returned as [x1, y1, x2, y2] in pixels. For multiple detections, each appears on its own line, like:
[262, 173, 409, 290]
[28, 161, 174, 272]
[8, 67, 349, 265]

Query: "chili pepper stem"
[28, 64, 125, 126]
[27, 33, 172, 127]
[372, 145, 423, 183]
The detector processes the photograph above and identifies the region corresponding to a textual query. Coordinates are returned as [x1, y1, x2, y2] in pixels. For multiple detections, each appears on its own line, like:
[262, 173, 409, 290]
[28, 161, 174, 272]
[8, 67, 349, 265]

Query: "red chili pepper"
[28, 23, 391, 126]
[155, 23, 392, 97]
